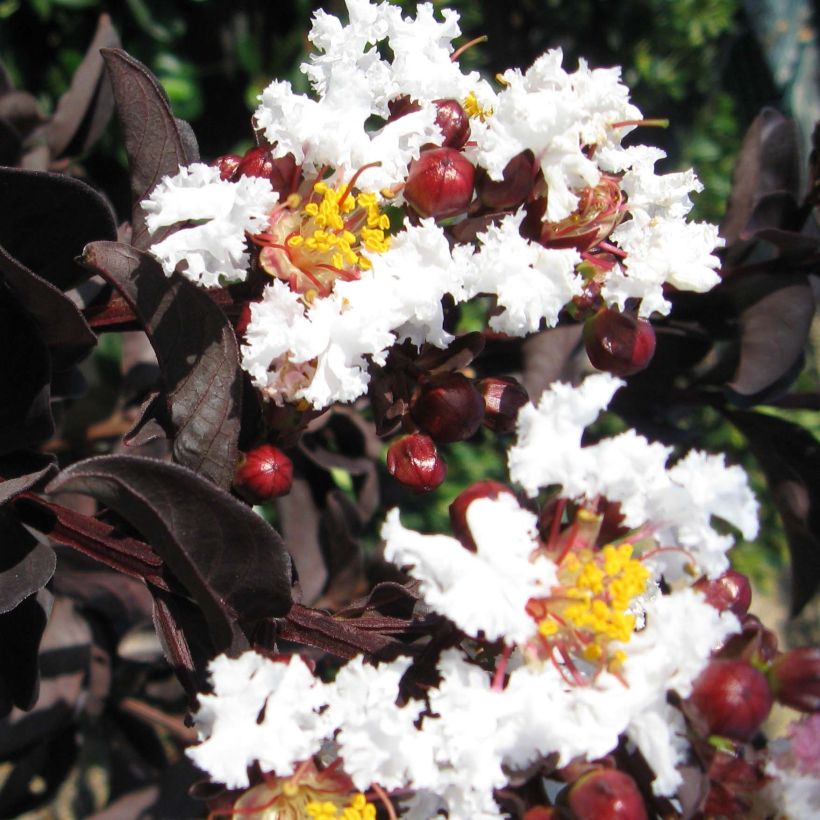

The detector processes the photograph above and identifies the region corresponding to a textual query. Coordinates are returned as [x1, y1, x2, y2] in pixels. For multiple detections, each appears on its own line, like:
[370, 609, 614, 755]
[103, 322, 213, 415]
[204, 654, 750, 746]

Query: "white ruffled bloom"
[466, 212, 582, 335]
[142, 163, 278, 287]
[382, 494, 556, 644]
[188, 653, 329, 789]
[509, 374, 758, 577]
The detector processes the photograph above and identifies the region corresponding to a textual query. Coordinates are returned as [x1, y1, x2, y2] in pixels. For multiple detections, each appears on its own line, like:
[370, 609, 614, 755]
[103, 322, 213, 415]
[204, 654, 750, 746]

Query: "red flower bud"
[476, 150, 537, 211]
[769, 647, 820, 713]
[719, 613, 779, 663]
[433, 98, 471, 149]
[386, 433, 447, 493]
[523, 809, 557, 820]
[476, 376, 529, 434]
[583, 309, 656, 377]
[235, 146, 300, 196]
[694, 570, 753, 618]
[449, 480, 516, 551]
[404, 147, 475, 219]
[567, 769, 648, 820]
[234, 445, 294, 503]
[410, 372, 485, 443]
[688, 659, 773, 741]
[212, 153, 242, 181]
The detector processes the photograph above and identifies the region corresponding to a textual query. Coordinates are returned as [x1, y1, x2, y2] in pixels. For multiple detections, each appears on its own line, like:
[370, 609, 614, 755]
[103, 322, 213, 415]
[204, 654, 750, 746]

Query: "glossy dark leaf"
[0, 246, 96, 371]
[728, 411, 820, 614]
[721, 109, 800, 245]
[47, 14, 120, 159]
[725, 272, 814, 404]
[83, 241, 243, 488]
[47, 455, 293, 653]
[0, 453, 56, 507]
[0, 510, 56, 614]
[0, 284, 53, 454]
[101, 48, 199, 249]
[0, 167, 117, 291]
[0, 588, 53, 716]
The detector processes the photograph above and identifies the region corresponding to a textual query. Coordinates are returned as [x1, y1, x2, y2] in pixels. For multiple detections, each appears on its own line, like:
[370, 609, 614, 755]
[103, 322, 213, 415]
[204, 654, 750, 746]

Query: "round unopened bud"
[688, 659, 773, 741]
[769, 647, 820, 713]
[234, 444, 294, 503]
[410, 372, 485, 443]
[235, 146, 300, 196]
[477, 376, 529, 434]
[404, 147, 475, 219]
[476, 150, 536, 211]
[583, 309, 656, 377]
[449, 480, 516, 551]
[213, 153, 242, 181]
[433, 98, 471, 149]
[386, 433, 447, 493]
[694, 570, 753, 618]
[567, 769, 648, 820]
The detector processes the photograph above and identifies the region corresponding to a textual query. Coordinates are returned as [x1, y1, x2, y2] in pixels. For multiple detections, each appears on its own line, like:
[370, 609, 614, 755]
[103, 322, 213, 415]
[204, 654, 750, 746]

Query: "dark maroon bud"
[769, 647, 820, 713]
[235, 302, 255, 339]
[404, 147, 475, 219]
[566, 769, 648, 820]
[387, 95, 421, 120]
[476, 149, 537, 210]
[235, 146, 300, 196]
[234, 444, 294, 503]
[213, 153, 242, 181]
[386, 433, 447, 493]
[433, 98, 471, 149]
[719, 613, 779, 663]
[688, 659, 773, 741]
[449, 480, 516, 551]
[694, 570, 753, 618]
[583, 309, 656, 377]
[476, 376, 529, 434]
[410, 372, 485, 443]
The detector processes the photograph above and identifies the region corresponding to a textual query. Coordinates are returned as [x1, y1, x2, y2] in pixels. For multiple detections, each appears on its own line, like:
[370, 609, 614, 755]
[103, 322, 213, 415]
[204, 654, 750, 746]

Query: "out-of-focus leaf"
[101, 48, 199, 249]
[83, 241, 243, 489]
[0, 588, 53, 716]
[721, 109, 800, 245]
[0, 117, 21, 164]
[0, 167, 116, 291]
[0, 284, 53, 454]
[0, 510, 55, 614]
[521, 324, 584, 398]
[725, 272, 814, 404]
[47, 455, 293, 653]
[728, 410, 820, 614]
[47, 14, 120, 158]
[0, 90, 43, 134]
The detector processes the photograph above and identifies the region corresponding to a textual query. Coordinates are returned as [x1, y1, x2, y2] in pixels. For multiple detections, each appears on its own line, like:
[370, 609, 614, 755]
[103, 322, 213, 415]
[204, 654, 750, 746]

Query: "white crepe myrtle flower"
[382, 493, 556, 644]
[188, 653, 329, 789]
[509, 373, 758, 578]
[142, 163, 278, 287]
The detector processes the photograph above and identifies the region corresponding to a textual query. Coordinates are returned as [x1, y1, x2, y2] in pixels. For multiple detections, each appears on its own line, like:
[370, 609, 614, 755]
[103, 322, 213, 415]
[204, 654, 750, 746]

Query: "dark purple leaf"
[101, 48, 199, 249]
[0, 90, 44, 135]
[0, 453, 56, 506]
[0, 511, 55, 614]
[47, 455, 293, 653]
[725, 273, 814, 404]
[0, 117, 21, 165]
[721, 109, 800, 245]
[0, 284, 53, 454]
[0, 588, 53, 716]
[47, 14, 120, 159]
[728, 411, 820, 614]
[521, 324, 584, 398]
[0, 247, 96, 370]
[83, 241, 243, 488]
[0, 167, 117, 291]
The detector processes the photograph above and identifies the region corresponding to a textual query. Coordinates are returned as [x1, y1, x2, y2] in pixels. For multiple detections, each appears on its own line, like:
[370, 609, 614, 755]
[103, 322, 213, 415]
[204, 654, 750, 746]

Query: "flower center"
[463, 90, 493, 121]
[254, 171, 391, 299]
[527, 541, 650, 680]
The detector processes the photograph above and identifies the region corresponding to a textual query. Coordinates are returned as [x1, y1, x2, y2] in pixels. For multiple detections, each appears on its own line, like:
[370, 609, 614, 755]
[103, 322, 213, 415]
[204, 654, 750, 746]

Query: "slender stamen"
[451, 34, 488, 62]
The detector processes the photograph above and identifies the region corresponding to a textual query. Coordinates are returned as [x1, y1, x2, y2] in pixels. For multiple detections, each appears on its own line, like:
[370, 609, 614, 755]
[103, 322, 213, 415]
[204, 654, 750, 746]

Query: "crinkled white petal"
[382, 495, 556, 644]
[466, 212, 582, 335]
[142, 163, 278, 287]
[188, 653, 330, 789]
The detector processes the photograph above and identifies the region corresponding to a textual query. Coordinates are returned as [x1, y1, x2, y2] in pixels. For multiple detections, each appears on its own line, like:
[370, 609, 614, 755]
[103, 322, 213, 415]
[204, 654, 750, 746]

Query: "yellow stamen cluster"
[287, 181, 391, 272]
[463, 90, 493, 122]
[536, 543, 650, 671]
[307, 793, 376, 820]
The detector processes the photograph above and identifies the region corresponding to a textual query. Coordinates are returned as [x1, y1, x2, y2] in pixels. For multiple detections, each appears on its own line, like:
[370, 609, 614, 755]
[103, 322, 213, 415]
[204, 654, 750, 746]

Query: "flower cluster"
[187, 375, 762, 818]
[142, 0, 723, 411]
